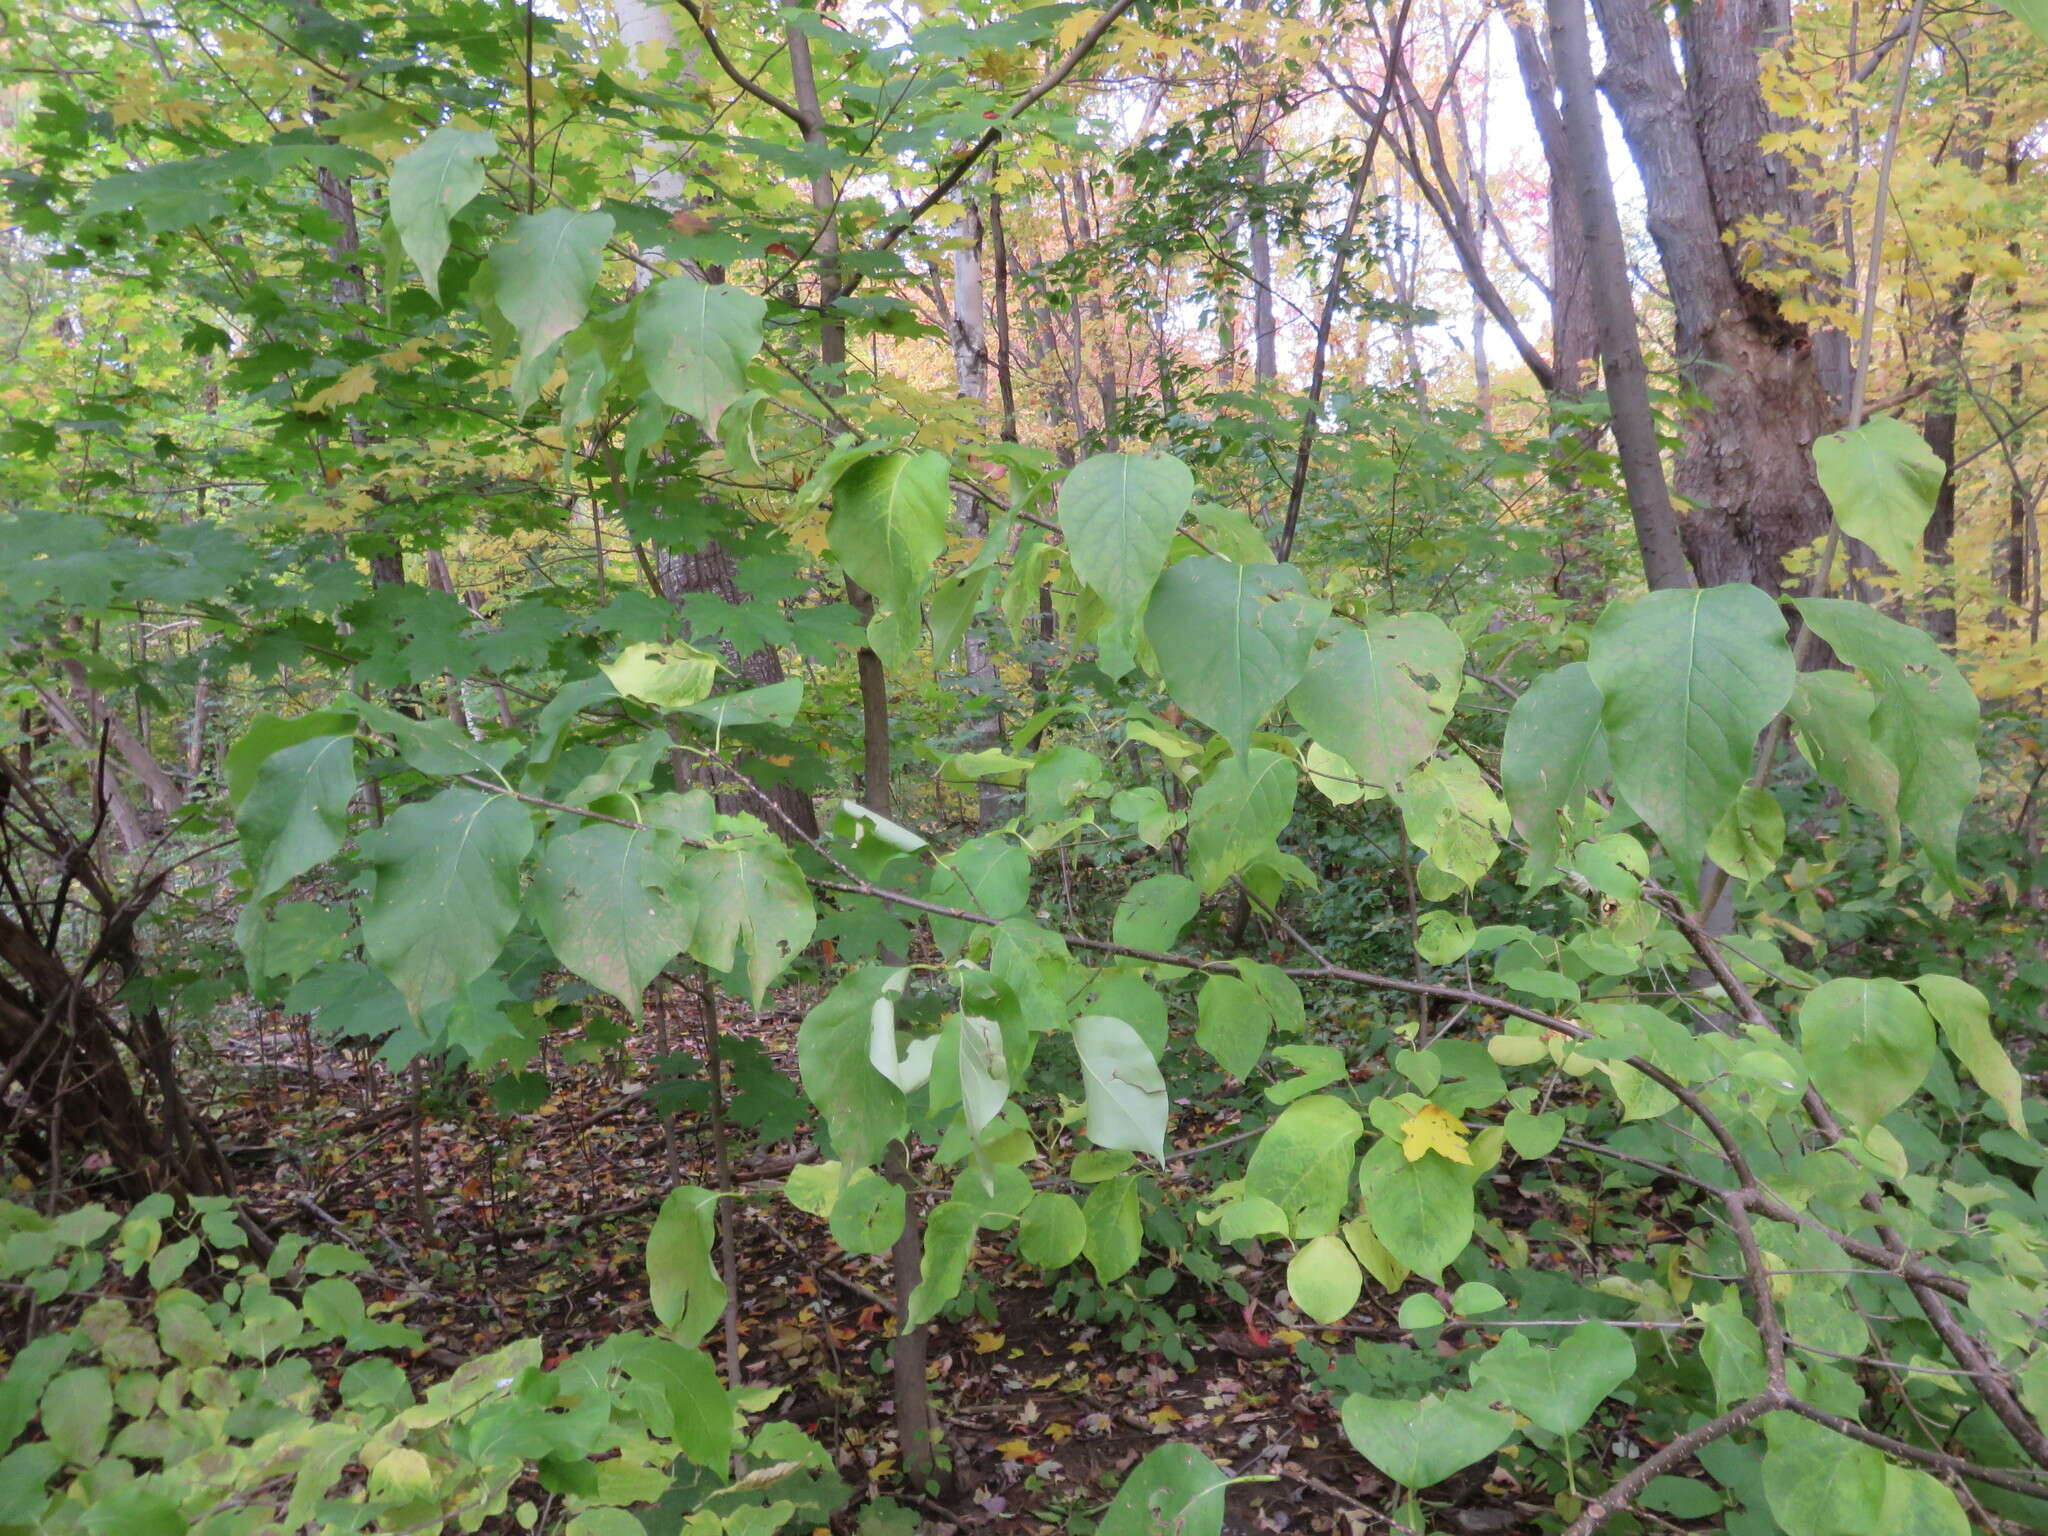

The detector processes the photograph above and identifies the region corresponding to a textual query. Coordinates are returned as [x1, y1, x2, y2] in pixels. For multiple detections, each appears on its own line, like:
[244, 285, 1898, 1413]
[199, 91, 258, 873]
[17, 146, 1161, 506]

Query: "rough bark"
[1590, 0, 1840, 593]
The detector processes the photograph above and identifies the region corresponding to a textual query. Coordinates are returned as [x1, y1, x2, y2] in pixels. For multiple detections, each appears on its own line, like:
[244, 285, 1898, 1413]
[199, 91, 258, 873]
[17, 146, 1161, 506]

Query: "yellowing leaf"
[1047, 1422, 1073, 1441]
[1146, 1405, 1183, 1426]
[1400, 1103, 1473, 1165]
[972, 1330, 1004, 1354]
[995, 1439, 1032, 1459]
[298, 363, 377, 415]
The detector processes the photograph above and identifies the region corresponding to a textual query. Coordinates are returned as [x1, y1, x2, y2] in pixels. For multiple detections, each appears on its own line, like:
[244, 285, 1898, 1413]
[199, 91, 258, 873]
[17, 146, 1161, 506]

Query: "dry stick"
[1275, 0, 1410, 564]
[693, 973, 743, 1392]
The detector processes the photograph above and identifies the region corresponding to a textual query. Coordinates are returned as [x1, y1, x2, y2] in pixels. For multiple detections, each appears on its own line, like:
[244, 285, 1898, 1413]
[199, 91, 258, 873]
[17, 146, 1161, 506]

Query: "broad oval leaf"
[1793, 597, 1978, 888]
[387, 126, 493, 300]
[361, 789, 534, 1017]
[1287, 1232, 1363, 1323]
[682, 836, 814, 1007]
[827, 449, 950, 624]
[1813, 416, 1943, 578]
[1016, 1191, 1086, 1268]
[1074, 1015, 1168, 1161]
[1289, 611, 1463, 792]
[1244, 1093, 1363, 1241]
[1357, 1133, 1473, 1281]
[485, 208, 614, 409]
[1339, 1390, 1512, 1490]
[227, 711, 358, 902]
[1144, 557, 1329, 762]
[1587, 584, 1794, 901]
[634, 273, 766, 434]
[1099, 1444, 1229, 1536]
[1057, 451, 1193, 676]
[1470, 1321, 1635, 1436]
[1501, 662, 1608, 886]
[530, 821, 691, 1022]
[1797, 976, 1936, 1127]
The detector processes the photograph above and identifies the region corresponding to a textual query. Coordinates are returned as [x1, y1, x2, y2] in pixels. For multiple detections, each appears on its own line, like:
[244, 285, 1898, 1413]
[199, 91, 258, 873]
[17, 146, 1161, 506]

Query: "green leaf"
[797, 969, 907, 1172]
[634, 274, 766, 433]
[956, 1012, 1010, 1137]
[1787, 672, 1901, 856]
[601, 641, 718, 709]
[531, 821, 691, 1021]
[1913, 974, 2028, 1135]
[647, 1186, 725, 1344]
[227, 712, 358, 902]
[1057, 451, 1193, 675]
[1398, 1292, 1447, 1330]
[1587, 585, 1794, 900]
[1994, 0, 2048, 46]
[1111, 873, 1200, 952]
[387, 126, 493, 300]
[784, 1162, 842, 1218]
[1501, 663, 1607, 886]
[1502, 1108, 1564, 1159]
[1797, 977, 1936, 1128]
[1813, 416, 1943, 577]
[1760, 1412, 1885, 1536]
[611, 1336, 730, 1470]
[908, 1201, 979, 1326]
[1705, 785, 1785, 886]
[40, 1369, 111, 1465]
[1875, 1465, 1969, 1536]
[1016, 1191, 1086, 1268]
[1195, 973, 1270, 1080]
[1470, 1322, 1634, 1436]
[1358, 1134, 1473, 1282]
[1698, 1292, 1766, 1408]
[0, 1444, 58, 1524]
[828, 1171, 905, 1256]
[1081, 1174, 1142, 1282]
[486, 208, 614, 408]
[683, 837, 814, 1007]
[1186, 749, 1298, 893]
[827, 450, 950, 644]
[1098, 1444, 1229, 1536]
[1144, 558, 1328, 761]
[1793, 598, 1979, 887]
[1286, 1233, 1362, 1323]
[1244, 1094, 1363, 1241]
[1340, 1391, 1512, 1490]
[1074, 1015, 1168, 1161]
[361, 789, 533, 1017]
[1289, 611, 1463, 792]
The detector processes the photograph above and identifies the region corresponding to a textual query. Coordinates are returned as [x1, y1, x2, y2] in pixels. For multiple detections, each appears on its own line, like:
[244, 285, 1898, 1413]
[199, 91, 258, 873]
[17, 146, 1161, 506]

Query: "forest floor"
[199, 994, 1551, 1535]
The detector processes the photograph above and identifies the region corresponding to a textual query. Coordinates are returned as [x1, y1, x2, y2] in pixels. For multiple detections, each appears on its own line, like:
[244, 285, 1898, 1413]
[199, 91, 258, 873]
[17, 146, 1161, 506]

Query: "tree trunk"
[948, 202, 1008, 829]
[1590, 0, 1840, 593]
[786, 5, 894, 821]
[1548, 0, 1693, 592]
[1507, 18, 1597, 398]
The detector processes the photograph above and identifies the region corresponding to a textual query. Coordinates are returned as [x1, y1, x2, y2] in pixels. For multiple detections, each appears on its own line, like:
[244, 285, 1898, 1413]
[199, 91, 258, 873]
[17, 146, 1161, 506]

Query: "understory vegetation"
[1, 0, 2046, 1532]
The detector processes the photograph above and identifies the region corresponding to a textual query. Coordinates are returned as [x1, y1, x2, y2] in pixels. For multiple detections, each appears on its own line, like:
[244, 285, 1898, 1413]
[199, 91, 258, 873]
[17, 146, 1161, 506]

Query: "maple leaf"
[297, 362, 377, 415]
[1400, 1102, 1473, 1165]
